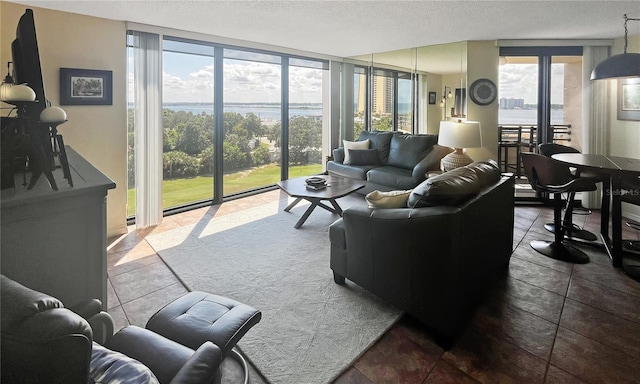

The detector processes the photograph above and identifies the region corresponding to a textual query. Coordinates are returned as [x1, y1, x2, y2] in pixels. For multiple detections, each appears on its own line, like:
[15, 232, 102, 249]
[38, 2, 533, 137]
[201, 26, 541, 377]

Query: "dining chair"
[521, 152, 597, 263]
[538, 143, 600, 242]
[498, 125, 522, 177]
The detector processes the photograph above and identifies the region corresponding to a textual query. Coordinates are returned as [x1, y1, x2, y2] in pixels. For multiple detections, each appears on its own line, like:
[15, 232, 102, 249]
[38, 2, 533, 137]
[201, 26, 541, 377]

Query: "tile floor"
[107, 190, 640, 384]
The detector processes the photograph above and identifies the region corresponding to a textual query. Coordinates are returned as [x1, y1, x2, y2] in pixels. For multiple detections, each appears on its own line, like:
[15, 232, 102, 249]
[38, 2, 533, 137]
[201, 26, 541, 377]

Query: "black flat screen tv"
[11, 9, 46, 118]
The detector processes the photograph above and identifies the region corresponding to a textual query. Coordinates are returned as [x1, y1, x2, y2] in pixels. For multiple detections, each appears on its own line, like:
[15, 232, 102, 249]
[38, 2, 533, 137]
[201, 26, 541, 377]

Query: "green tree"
[243, 112, 265, 139]
[164, 150, 199, 178]
[199, 146, 214, 175]
[252, 143, 271, 166]
[372, 114, 392, 131]
[223, 142, 250, 171]
[269, 116, 322, 165]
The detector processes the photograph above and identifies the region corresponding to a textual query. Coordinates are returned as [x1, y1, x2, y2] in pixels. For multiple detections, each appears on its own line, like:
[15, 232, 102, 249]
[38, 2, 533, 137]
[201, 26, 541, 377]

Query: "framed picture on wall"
[60, 68, 113, 105]
[428, 92, 436, 105]
[618, 78, 640, 121]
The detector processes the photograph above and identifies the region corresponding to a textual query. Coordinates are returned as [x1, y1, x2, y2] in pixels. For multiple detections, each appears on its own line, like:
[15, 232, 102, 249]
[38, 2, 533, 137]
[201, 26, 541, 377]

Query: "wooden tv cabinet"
[1, 147, 115, 308]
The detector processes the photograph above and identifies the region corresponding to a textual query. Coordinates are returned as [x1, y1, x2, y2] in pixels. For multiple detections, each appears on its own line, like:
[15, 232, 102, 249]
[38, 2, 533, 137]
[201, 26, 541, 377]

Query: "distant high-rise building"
[372, 76, 393, 114]
[499, 97, 525, 109]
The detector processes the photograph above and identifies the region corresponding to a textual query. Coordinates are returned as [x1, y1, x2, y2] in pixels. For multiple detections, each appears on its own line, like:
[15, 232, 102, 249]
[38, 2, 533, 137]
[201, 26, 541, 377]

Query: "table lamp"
[438, 119, 482, 171]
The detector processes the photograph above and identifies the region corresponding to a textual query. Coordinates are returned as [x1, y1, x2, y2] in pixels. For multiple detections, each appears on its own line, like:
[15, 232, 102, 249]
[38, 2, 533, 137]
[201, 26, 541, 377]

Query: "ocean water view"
[157, 103, 566, 125]
[162, 102, 322, 122]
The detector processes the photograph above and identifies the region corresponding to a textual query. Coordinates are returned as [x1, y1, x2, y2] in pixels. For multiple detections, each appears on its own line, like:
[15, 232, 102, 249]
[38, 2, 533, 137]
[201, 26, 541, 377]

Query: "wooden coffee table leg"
[328, 199, 343, 215]
[294, 199, 320, 229]
[284, 197, 303, 212]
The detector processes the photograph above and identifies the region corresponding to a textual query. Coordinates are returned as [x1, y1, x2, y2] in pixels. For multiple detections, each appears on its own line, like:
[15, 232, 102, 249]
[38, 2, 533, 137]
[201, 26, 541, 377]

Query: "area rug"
[146, 194, 402, 384]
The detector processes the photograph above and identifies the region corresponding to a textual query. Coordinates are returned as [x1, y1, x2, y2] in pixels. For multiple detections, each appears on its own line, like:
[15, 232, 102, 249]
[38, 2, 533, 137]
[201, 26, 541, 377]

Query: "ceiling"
[9, 0, 640, 71]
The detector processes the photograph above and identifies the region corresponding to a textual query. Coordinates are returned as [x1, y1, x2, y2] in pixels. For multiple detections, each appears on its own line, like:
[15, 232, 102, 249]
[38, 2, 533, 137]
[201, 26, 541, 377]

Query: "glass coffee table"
[277, 175, 365, 229]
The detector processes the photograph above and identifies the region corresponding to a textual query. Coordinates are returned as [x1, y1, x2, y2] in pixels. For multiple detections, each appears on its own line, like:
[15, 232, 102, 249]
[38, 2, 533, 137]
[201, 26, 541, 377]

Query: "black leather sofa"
[327, 130, 453, 195]
[329, 161, 515, 347]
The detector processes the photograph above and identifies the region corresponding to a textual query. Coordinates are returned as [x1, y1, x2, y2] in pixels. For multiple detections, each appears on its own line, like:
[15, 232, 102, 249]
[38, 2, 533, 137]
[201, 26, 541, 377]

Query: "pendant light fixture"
[590, 14, 640, 80]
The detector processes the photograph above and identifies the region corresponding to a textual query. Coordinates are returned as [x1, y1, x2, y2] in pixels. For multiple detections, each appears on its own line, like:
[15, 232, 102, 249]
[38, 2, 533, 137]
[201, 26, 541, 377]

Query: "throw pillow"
[366, 189, 412, 209]
[347, 148, 380, 166]
[407, 166, 480, 208]
[387, 134, 437, 170]
[358, 131, 394, 163]
[90, 342, 159, 384]
[343, 139, 370, 164]
[466, 160, 500, 187]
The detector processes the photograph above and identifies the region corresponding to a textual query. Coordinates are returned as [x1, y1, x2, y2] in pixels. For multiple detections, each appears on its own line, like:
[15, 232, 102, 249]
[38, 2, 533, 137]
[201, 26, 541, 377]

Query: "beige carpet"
[146, 194, 402, 384]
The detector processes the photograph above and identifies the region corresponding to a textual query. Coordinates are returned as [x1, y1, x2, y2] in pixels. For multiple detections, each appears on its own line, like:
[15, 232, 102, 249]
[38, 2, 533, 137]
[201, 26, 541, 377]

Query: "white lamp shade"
[438, 120, 482, 149]
[1, 84, 36, 102]
[40, 106, 67, 124]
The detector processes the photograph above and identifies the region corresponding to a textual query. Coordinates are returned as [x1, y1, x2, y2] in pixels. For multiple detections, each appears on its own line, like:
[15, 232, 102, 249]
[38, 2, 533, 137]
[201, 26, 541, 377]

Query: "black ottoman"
[146, 291, 261, 384]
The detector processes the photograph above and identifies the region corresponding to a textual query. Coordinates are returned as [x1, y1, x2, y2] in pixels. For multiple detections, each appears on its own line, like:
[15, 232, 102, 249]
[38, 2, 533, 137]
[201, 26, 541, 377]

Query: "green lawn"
[127, 163, 322, 216]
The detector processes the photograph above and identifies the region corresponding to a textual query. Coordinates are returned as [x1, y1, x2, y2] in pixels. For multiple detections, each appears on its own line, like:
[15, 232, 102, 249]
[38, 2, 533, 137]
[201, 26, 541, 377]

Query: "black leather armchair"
[0, 274, 222, 384]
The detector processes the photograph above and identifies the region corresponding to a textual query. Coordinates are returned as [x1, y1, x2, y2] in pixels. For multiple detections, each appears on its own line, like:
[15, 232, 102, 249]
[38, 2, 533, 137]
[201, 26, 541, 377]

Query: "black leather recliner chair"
[0, 274, 222, 384]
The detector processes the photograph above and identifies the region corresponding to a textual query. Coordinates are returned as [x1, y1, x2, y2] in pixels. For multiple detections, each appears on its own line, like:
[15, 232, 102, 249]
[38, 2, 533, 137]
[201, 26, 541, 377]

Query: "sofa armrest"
[412, 145, 454, 180]
[170, 342, 222, 384]
[69, 299, 103, 320]
[106, 326, 199, 384]
[332, 147, 345, 164]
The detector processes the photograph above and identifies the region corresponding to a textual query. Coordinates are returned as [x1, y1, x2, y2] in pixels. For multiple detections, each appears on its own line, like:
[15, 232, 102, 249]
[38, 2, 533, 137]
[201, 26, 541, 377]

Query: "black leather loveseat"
[327, 130, 452, 195]
[329, 161, 515, 347]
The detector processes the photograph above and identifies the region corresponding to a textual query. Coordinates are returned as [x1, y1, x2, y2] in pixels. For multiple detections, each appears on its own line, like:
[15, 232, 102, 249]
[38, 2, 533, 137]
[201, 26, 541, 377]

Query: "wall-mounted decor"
[60, 68, 112, 105]
[428, 92, 436, 105]
[469, 78, 497, 106]
[618, 78, 640, 121]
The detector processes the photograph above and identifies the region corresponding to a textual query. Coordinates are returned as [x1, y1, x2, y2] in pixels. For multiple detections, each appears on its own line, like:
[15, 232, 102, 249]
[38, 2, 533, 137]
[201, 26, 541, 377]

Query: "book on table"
[306, 184, 327, 191]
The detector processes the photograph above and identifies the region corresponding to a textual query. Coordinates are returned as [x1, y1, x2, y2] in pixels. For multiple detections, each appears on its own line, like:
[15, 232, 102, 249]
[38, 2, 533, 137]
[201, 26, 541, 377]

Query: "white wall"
[1, 2, 128, 236]
[466, 40, 499, 162]
[608, 34, 640, 220]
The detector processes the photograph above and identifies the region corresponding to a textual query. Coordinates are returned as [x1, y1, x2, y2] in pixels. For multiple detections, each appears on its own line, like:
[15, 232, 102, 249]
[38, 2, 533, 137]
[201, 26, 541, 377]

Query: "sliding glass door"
[499, 47, 582, 150]
[499, 47, 583, 198]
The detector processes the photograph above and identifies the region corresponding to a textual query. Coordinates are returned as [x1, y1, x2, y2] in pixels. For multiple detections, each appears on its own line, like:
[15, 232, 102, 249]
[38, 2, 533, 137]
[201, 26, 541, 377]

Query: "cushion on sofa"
[343, 139, 370, 164]
[367, 166, 417, 190]
[347, 148, 380, 166]
[466, 160, 500, 186]
[365, 189, 412, 208]
[407, 166, 481, 208]
[358, 131, 395, 164]
[387, 134, 438, 170]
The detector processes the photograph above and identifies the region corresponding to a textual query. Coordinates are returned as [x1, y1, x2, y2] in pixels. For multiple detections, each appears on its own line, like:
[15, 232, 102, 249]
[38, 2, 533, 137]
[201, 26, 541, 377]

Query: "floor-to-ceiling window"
[222, 49, 282, 195]
[397, 72, 413, 133]
[287, 58, 326, 177]
[127, 32, 329, 220]
[353, 65, 368, 139]
[162, 39, 215, 210]
[346, 65, 415, 137]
